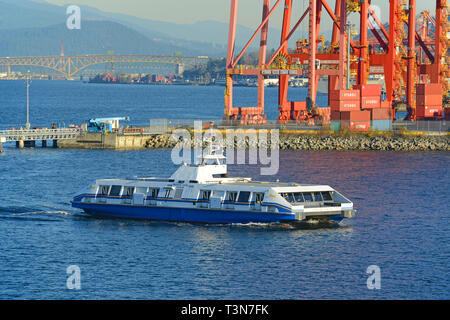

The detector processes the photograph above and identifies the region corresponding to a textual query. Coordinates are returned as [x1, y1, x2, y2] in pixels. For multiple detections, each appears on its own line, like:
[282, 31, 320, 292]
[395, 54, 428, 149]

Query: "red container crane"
[224, 0, 449, 125]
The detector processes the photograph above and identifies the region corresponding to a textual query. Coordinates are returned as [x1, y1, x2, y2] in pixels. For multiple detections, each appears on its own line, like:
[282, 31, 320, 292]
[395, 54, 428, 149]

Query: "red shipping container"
[329, 90, 360, 101]
[370, 108, 391, 120]
[416, 83, 443, 95]
[361, 96, 381, 109]
[354, 84, 382, 97]
[416, 105, 443, 118]
[331, 110, 341, 121]
[330, 100, 360, 112]
[341, 120, 371, 131]
[340, 110, 371, 121]
[416, 94, 443, 106]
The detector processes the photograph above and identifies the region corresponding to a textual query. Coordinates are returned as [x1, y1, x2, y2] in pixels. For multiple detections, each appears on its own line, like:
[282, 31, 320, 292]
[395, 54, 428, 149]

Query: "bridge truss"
[0, 54, 209, 79]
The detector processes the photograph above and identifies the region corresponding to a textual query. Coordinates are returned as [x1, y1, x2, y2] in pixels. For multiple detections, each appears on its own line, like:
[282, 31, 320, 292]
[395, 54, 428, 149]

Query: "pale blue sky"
[45, 0, 433, 29]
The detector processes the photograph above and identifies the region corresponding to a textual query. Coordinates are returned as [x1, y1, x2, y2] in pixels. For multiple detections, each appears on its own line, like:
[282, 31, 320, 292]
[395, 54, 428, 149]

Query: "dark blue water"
[0, 81, 449, 299]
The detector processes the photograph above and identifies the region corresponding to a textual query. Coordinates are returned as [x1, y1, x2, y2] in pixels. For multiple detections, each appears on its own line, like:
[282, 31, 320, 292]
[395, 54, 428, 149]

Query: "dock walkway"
[0, 128, 82, 152]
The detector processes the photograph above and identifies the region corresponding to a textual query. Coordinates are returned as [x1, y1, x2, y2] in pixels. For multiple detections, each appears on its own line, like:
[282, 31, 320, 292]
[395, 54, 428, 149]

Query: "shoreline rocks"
[144, 133, 450, 152]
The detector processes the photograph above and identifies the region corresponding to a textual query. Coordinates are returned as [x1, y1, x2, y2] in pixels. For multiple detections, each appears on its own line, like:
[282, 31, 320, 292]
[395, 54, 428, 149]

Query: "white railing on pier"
[0, 128, 82, 142]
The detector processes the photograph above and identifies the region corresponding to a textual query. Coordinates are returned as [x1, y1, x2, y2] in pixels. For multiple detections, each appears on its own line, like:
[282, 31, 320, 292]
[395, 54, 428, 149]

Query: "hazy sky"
[45, 0, 434, 29]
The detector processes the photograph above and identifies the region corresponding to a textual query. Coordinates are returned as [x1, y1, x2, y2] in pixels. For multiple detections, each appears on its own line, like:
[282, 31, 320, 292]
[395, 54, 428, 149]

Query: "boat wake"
[12, 210, 71, 216]
[0, 205, 72, 220]
[230, 220, 342, 230]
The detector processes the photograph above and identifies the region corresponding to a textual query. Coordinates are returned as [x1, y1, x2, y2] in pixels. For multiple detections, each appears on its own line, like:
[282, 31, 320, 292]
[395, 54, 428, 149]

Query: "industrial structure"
[87, 117, 130, 134]
[223, 0, 450, 126]
[0, 54, 209, 79]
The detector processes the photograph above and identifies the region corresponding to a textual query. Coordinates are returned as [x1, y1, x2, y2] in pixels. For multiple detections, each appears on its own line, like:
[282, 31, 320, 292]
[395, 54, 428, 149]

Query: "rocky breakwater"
[144, 132, 450, 152]
[278, 134, 449, 151]
[144, 134, 177, 149]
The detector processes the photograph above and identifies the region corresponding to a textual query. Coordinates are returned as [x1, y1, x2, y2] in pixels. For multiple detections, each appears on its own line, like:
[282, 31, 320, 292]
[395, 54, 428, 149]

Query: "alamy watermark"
[366, 265, 381, 290]
[170, 121, 280, 176]
[66, 5, 81, 30]
[66, 265, 81, 290]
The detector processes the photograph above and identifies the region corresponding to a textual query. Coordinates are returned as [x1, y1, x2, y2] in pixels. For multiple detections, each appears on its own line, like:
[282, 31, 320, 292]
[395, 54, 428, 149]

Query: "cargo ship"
[71, 152, 355, 225]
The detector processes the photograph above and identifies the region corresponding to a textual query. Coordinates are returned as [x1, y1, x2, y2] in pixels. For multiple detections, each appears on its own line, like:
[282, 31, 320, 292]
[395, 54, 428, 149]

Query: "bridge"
[0, 128, 82, 152]
[0, 54, 209, 79]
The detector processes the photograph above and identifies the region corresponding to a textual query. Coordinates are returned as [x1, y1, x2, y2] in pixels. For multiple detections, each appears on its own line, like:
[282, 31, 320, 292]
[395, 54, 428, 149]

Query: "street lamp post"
[25, 70, 31, 129]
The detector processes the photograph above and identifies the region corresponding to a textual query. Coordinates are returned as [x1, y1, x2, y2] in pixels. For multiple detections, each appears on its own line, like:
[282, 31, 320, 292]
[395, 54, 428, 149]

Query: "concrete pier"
[57, 132, 153, 150]
[16, 140, 24, 149]
[42, 140, 47, 148]
[15, 140, 36, 148]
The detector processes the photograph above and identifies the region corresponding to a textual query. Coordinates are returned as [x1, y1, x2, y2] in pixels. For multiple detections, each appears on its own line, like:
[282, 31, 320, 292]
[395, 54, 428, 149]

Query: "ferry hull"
[72, 201, 319, 224]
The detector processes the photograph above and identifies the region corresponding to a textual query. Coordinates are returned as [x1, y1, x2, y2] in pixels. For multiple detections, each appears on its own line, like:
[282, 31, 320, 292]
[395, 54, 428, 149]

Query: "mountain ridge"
[0, 0, 285, 57]
[0, 20, 211, 57]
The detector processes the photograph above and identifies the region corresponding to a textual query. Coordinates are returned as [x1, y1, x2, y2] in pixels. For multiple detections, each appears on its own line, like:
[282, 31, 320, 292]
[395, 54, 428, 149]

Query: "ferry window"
[109, 185, 122, 197]
[237, 191, 250, 203]
[125, 187, 135, 197]
[313, 192, 323, 202]
[164, 189, 172, 198]
[321, 192, 333, 201]
[174, 188, 183, 199]
[99, 185, 109, 196]
[255, 193, 264, 204]
[287, 193, 295, 203]
[303, 193, 313, 202]
[294, 193, 304, 202]
[227, 191, 238, 202]
[201, 190, 211, 200]
[149, 188, 159, 198]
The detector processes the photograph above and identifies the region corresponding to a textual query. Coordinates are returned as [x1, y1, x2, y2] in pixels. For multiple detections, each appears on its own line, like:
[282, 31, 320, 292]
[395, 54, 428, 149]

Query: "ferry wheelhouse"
[72, 153, 355, 224]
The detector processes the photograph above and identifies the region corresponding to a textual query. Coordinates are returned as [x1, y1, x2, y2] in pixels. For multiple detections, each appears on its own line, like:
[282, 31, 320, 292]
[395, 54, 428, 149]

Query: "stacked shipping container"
[329, 89, 360, 131]
[416, 84, 443, 119]
[359, 84, 391, 130]
[329, 90, 361, 112]
[340, 110, 371, 131]
[329, 84, 391, 131]
[355, 84, 382, 109]
[328, 83, 445, 129]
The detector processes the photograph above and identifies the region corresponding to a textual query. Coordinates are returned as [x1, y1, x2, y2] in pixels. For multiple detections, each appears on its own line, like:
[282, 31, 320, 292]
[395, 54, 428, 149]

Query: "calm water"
[0, 81, 449, 299]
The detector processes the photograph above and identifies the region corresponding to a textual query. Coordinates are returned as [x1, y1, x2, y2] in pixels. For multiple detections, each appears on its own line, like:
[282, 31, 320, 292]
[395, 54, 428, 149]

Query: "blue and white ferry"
[72, 153, 355, 225]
